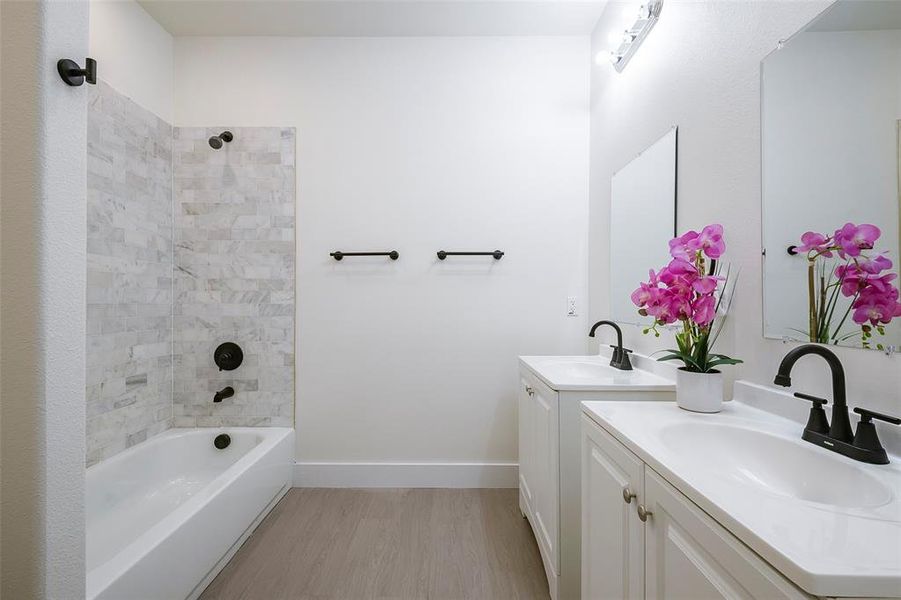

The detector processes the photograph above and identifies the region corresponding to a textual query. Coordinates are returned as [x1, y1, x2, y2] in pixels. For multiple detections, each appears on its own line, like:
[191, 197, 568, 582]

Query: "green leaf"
[706, 358, 743, 368]
[658, 351, 702, 371]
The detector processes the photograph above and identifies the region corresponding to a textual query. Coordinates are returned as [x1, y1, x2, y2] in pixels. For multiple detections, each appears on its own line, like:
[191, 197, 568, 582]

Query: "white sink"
[539, 359, 629, 381]
[659, 422, 892, 509]
[518, 355, 674, 391]
[581, 395, 901, 598]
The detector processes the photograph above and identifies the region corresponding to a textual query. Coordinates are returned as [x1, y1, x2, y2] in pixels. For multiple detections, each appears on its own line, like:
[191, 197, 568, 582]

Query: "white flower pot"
[676, 368, 724, 413]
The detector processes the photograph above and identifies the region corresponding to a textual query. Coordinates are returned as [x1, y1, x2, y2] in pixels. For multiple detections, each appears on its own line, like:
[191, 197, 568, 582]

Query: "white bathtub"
[86, 427, 294, 600]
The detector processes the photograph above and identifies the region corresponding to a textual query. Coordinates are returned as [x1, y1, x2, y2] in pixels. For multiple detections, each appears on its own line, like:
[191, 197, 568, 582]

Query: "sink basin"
[659, 422, 893, 509]
[538, 359, 623, 381]
[519, 356, 675, 391]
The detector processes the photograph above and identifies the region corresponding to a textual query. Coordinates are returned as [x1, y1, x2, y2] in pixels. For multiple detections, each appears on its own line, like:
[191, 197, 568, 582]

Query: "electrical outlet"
[567, 296, 578, 317]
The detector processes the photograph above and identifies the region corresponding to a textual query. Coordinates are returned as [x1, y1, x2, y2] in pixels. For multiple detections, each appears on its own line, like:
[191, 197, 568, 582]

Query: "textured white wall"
[589, 1, 901, 417]
[1, 0, 88, 596]
[174, 36, 590, 465]
[89, 0, 174, 121]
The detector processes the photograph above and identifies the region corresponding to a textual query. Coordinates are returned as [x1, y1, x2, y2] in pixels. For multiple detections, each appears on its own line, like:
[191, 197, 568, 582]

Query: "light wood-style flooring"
[200, 488, 549, 600]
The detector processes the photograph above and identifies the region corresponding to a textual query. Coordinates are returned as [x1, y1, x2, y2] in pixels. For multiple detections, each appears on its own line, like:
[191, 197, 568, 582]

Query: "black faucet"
[774, 344, 852, 442]
[774, 344, 899, 464]
[213, 386, 234, 403]
[589, 320, 632, 371]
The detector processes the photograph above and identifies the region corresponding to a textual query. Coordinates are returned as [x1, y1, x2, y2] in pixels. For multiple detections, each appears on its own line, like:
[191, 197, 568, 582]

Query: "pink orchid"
[864, 272, 899, 295]
[657, 260, 698, 291]
[688, 224, 726, 259]
[631, 270, 661, 307]
[852, 290, 901, 326]
[835, 264, 866, 297]
[797, 231, 833, 257]
[665, 258, 699, 276]
[834, 223, 880, 258]
[663, 289, 693, 321]
[645, 289, 678, 324]
[855, 253, 893, 275]
[668, 230, 700, 261]
[634, 224, 740, 372]
[691, 295, 717, 326]
[692, 275, 720, 295]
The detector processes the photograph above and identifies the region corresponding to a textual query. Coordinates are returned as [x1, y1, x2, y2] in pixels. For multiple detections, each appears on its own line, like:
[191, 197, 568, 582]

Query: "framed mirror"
[762, 0, 901, 351]
[610, 127, 677, 325]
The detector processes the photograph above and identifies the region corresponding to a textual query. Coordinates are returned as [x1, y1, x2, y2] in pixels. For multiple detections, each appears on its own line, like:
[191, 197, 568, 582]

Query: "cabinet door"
[531, 382, 560, 570]
[518, 378, 535, 512]
[644, 469, 811, 600]
[581, 416, 645, 600]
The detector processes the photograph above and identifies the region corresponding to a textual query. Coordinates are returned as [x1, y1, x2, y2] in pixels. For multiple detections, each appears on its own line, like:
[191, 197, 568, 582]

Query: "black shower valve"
[214, 342, 243, 371]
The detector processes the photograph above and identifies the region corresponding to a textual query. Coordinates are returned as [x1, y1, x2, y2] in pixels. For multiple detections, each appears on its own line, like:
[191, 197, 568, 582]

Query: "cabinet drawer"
[644, 468, 812, 600]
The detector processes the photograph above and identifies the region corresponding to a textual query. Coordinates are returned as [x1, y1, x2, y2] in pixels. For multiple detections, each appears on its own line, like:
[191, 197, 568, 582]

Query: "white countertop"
[581, 399, 901, 598]
[519, 355, 675, 392]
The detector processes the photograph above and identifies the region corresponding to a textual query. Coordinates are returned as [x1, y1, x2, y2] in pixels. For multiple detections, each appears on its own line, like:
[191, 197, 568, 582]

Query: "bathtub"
[87, 427, 294, 600]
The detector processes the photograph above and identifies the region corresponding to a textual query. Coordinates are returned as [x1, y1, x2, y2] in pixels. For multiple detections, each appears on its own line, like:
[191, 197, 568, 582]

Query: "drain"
[214, 433, 231, 450]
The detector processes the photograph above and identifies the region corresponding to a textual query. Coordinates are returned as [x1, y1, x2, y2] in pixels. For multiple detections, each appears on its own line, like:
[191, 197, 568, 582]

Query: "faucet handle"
[794, 392, 830, 435]
[794, 392, 827, 406]
[852, 407, 899, 463]
[854, 407, 901, 425]
[609, 345, 634, 371]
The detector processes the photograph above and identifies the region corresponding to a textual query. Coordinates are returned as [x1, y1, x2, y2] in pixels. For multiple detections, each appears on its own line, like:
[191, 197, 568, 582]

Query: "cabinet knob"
[525, 386, 534, 396]
[622, 487, 636, 504]
[637, 504, 653, 522]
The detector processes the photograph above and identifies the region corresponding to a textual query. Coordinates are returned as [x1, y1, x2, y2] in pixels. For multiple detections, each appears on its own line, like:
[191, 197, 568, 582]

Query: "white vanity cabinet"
[581, 414, 812, 600]
[519, 374, 560, 576]
[517, 357, 675, 600]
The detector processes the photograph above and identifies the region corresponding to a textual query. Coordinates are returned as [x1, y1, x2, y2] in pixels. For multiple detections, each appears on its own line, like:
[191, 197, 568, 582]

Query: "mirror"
[762, 0, 901, 350]
[610, 127, 677, 325]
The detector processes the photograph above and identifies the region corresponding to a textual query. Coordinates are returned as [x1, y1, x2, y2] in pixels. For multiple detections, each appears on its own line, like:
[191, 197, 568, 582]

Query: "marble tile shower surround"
[172, 127, 295, 429]
[86, 81, 174, 466]
[86, 82, 295, 464]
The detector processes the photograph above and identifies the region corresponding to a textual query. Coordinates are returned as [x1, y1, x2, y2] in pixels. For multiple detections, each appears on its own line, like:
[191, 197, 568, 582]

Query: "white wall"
[1, 0, 88, 596]
[174, 36, 590, 471]
[762, 30, 901, 344]
[589, 1, 901, 417]
[89, 0, 173, 122]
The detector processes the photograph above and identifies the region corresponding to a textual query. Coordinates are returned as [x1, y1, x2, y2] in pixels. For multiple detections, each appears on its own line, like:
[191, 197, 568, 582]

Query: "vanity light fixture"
[599, 1, 664, 72]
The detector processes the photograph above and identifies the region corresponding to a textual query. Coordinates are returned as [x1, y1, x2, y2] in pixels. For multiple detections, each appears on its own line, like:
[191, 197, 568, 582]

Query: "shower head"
[208, 130, 234, 150]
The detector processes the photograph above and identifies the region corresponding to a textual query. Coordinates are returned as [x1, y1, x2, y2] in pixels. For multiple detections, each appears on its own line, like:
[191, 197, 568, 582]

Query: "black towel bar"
[331, 251, 399, 261]
[437, 250, 504, 260]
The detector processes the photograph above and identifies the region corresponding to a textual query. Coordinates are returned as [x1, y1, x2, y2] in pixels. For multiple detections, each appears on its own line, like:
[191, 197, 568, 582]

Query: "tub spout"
[213, 386, 234, 403]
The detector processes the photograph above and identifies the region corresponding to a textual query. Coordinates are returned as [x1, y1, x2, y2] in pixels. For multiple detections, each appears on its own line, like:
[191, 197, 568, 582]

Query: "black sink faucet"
[774, 344, 900, 464]
[774, 344, 852, 442]
[589, 320, 632, 371]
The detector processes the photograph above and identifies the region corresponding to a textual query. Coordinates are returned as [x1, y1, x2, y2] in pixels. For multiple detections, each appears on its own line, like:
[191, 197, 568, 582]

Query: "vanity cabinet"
[519, 375, 560, 574]
[581, 413, 644, 600]
[582, 414, 812, 600]
[517, 360, 674, 600]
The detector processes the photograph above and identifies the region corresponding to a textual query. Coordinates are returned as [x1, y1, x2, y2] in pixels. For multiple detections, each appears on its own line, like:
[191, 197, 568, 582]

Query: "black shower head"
[208, 130, 234, 150]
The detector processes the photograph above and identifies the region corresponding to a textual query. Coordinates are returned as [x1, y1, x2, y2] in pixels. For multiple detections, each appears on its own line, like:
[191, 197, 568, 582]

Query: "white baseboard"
[293, 461, 518, 488]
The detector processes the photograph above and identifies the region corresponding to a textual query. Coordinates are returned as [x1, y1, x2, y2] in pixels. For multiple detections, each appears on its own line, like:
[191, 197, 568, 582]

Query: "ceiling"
[807, 0, 901, 32]
[137, 0, 609, 37]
